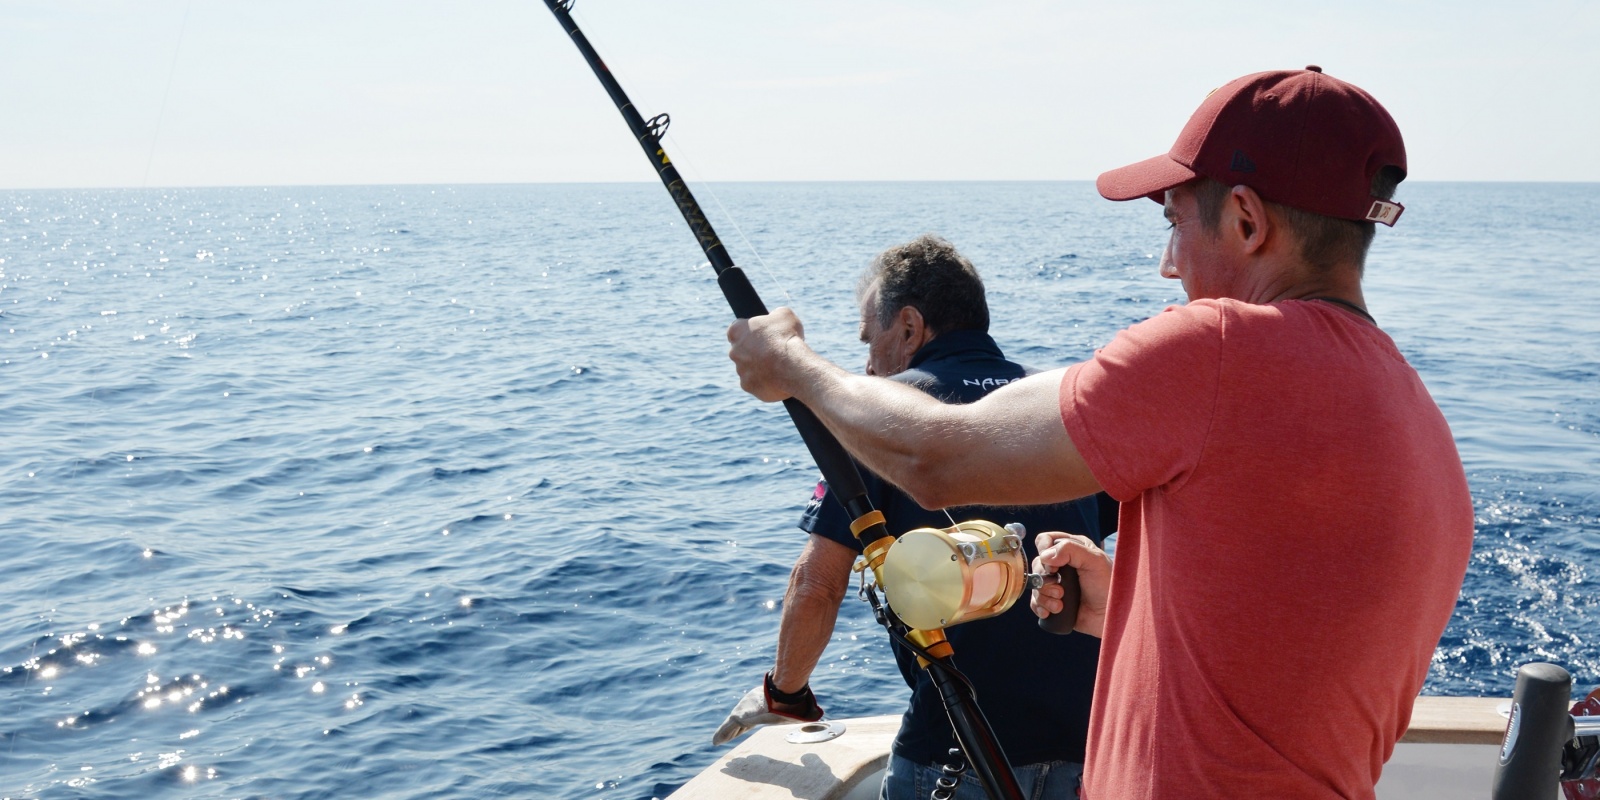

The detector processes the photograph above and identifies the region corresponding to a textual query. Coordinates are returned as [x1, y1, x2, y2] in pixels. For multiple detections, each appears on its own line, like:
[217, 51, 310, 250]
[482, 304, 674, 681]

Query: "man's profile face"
[1160, 184, 1234, 302]
[858, 285, 907, 377]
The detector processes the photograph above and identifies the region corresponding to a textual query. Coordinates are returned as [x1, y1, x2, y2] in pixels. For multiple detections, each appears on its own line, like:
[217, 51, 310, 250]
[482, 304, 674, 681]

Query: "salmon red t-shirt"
[1060, 299, 1474, 800]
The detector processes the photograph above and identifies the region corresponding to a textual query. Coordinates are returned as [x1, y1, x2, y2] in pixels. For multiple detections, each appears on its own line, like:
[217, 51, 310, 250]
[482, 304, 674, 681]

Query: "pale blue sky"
[3, 0, 1596, 189]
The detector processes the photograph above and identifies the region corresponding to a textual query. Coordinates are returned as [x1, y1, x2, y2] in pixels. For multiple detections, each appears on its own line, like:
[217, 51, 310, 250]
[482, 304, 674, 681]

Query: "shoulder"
[890, 368, 939, 391]
[1081, 302, 1227, 374]
[1100, 298, 1308, 362]
[1130, 299, 1227, 336]
[904, 334, 1031, 403]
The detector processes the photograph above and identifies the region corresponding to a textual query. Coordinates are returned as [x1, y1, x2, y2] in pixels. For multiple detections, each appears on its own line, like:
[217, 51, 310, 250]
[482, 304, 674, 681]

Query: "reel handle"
[1036, 569, 1081, 635]
[1010, 523, 1081, 636]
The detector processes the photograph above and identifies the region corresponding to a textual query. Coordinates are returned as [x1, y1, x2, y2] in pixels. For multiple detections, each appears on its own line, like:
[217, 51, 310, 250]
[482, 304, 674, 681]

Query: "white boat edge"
[670, 696, 1531, 799]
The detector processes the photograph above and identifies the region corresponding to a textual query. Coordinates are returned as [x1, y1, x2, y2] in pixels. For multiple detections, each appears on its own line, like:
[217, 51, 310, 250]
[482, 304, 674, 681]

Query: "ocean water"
[1, 181, 1596, 798]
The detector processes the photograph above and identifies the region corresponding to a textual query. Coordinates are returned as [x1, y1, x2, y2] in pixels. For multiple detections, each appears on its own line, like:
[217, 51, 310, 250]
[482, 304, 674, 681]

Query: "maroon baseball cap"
[1096, 66, 1407, 226]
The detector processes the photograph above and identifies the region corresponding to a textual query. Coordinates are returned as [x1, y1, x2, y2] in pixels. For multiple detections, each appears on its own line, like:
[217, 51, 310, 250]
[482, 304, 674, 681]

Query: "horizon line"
[5, 178, 1599, 192]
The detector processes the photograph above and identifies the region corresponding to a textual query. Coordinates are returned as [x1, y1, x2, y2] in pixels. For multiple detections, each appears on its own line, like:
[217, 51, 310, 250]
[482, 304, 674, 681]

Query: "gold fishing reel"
[878, 520, 1029, 631]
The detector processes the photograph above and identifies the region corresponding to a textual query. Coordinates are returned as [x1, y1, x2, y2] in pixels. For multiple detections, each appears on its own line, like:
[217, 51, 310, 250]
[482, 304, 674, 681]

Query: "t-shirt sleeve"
[798, 478, 867, 553]
[1059, 302, 1225, 502]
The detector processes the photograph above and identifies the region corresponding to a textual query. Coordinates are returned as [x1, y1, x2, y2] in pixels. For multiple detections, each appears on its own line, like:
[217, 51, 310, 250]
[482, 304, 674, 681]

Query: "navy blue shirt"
[799, 330, 1113, 767]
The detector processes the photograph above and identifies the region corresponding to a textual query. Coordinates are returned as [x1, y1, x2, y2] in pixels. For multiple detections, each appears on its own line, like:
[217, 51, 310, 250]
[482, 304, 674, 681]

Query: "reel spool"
[880, 520, 1028, 631]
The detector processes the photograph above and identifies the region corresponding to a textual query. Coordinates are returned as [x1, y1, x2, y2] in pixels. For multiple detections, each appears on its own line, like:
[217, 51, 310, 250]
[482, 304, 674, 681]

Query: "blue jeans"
[881, 752, 1083, 800]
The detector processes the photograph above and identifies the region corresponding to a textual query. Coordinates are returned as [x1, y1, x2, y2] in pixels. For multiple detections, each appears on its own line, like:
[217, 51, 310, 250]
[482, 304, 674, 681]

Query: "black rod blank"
[541, 0, 888, 545]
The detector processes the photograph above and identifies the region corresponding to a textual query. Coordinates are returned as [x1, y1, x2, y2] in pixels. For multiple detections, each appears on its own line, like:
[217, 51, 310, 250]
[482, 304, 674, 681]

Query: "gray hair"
[856, 234, 989, 335]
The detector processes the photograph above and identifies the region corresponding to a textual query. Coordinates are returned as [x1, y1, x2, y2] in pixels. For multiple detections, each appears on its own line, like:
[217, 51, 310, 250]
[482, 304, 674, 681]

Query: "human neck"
[1229, 256, 1366, 309]
[1274, 268, 1366, 310]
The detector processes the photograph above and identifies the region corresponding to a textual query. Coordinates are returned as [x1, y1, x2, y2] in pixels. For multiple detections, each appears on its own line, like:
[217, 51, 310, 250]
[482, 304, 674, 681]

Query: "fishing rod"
[539, 2, 1023, 797]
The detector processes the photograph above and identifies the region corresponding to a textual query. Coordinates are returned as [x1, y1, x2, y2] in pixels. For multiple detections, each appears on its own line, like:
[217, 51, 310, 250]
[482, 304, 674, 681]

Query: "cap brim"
[1096, 154, 1197, 204]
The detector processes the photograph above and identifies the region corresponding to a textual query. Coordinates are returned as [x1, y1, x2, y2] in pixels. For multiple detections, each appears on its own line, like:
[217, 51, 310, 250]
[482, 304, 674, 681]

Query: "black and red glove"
[711, 672, 824, 746]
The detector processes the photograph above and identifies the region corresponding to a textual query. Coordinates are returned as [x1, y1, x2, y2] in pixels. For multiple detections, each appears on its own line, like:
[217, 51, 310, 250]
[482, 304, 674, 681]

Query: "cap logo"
[1365, 200, 1404, 226]
[1229, 150, 1257, 173]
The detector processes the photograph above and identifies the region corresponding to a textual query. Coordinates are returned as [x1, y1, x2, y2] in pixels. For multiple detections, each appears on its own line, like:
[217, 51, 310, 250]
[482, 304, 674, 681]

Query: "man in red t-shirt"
[725, 67, 1473, 799]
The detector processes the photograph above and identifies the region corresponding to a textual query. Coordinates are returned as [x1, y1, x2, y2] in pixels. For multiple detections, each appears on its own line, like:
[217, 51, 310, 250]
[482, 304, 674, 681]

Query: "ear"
[897, 305, 934, 350]
[1227, 185, 1273, 256]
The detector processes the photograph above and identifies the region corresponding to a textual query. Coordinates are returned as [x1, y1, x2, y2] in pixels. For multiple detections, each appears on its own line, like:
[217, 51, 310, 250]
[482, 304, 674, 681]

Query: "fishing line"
[142, 0, 193, 188]
[6, 637, 37, 756]
[661, 130, 796, 309]
[551, 3, 971, 559]
[564, 1, 798, 310]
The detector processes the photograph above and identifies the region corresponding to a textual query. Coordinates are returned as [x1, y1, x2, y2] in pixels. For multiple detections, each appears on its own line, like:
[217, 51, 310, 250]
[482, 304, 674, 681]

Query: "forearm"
[779, 343, 973, 504]
[771, 591, 838, 693]
[771, 536, 854, 693]
[780, 341, 1097, 508]
[730, 310, 1099, 507]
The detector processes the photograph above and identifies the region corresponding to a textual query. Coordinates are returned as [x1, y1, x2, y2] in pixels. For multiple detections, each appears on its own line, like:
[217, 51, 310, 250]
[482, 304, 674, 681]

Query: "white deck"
[671, 696, 1525, 799]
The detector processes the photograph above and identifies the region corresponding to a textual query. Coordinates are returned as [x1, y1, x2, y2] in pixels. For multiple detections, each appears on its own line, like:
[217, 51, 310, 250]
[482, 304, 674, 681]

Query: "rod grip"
[1492, 661, 1574, 800]
[783, 398, 870, 501]
[716, 266, 767, 319]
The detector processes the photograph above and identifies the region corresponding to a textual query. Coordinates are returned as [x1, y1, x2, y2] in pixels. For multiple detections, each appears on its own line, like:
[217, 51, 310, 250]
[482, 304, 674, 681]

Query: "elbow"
[788, 560, 850, 607]
[898, 450, 967, 511]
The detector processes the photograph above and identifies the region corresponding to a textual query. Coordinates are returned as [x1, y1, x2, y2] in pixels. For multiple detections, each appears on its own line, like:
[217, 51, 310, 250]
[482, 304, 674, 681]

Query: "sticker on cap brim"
[1366, 200, 1404, 226]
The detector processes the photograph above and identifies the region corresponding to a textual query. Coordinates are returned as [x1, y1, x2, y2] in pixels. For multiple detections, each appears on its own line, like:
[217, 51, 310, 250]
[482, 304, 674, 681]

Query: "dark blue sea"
[2, 182, 1597, 798]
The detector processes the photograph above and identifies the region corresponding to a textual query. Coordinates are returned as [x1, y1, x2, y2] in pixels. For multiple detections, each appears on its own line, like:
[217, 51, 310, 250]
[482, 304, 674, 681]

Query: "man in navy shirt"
[713, 234, 1114, 799]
